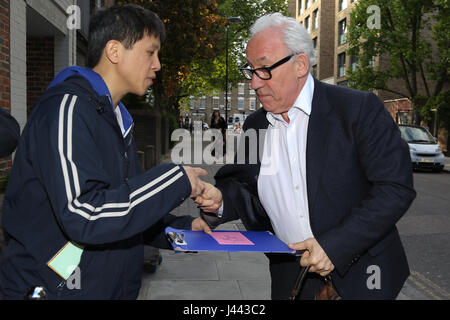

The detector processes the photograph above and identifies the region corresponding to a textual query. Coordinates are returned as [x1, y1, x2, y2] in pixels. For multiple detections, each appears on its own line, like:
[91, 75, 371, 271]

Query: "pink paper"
[209, 232, 255, 245]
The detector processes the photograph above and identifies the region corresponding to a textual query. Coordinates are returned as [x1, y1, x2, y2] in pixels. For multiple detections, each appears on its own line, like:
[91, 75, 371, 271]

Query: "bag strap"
[289, 266, 310, 300]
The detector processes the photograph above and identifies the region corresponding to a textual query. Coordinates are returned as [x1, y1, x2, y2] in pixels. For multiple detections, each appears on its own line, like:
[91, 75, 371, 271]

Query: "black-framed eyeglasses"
[239, 54, 296, 80]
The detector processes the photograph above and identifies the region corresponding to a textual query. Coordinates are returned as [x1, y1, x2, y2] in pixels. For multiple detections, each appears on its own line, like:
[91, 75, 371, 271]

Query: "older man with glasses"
[195, 12, 415, 300]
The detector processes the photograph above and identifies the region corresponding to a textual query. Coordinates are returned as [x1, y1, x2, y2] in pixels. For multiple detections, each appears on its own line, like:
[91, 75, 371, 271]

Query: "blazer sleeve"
[33, 94, 192, 245]
[316, 92, 416, 276]
[201, 116, 272, 232]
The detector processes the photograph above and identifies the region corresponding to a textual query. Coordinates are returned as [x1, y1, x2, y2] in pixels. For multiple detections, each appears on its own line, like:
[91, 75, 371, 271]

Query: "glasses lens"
[241, 68, 253, 80]
[255, 68, 271, 80]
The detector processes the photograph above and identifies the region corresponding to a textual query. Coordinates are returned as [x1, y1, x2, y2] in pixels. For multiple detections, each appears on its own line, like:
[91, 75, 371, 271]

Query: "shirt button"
[295, 185, 300, 190]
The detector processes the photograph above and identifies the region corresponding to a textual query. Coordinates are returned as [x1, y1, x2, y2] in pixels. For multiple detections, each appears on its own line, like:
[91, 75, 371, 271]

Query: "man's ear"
[295, 53, 310, 78]
[104, 40, 121, 64]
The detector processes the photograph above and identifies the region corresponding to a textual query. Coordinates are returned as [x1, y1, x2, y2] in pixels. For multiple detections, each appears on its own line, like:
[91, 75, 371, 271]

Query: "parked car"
[398, 124, 445, 172]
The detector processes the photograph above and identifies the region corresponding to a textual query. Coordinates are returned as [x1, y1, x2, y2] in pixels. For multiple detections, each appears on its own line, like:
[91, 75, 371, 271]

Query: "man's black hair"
[87, 4, 166, 68]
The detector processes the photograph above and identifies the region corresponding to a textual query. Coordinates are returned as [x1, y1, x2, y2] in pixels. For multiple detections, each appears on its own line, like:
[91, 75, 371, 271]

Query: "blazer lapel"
[306, 78, 333, 227]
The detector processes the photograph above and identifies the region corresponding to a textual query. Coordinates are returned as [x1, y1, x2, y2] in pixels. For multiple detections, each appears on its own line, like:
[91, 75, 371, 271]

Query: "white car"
[399, 124, 445, 172]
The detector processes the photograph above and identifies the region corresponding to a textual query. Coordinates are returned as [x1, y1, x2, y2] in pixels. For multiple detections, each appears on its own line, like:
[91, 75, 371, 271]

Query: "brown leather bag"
[314, 276, 342, 300]
[290, 266, 342, 300]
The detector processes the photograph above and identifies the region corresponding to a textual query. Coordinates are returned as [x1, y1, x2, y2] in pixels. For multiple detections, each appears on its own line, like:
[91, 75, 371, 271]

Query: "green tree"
[347, 0, 449, 136]
[118, 0, 288, 131]
[179, 0, 289, 110]
[118, 0, 224, 131]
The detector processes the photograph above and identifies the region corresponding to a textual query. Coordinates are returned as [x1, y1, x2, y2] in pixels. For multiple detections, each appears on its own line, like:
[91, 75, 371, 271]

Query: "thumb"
[194, 168, 208, 176]
[288, 240, 308, 251]
[203, 224, 212, 234]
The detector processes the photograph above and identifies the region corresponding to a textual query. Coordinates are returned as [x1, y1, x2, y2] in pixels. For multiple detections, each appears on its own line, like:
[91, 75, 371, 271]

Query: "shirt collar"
[266, 73, 314, 125]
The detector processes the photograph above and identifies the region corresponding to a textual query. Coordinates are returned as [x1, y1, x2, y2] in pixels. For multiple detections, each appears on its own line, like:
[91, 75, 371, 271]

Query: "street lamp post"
[225, 16, 242, 127]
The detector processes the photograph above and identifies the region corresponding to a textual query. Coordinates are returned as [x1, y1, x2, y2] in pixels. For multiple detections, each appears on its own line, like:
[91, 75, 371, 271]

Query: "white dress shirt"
[257, 73, 315, 244]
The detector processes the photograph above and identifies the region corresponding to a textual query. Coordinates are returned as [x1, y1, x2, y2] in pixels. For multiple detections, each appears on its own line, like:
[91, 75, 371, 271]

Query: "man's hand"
[191, 217, 212, 234]
[288, 238, 335, 277]
[182, 166, 207, 198]
[194, 182, 223, 212]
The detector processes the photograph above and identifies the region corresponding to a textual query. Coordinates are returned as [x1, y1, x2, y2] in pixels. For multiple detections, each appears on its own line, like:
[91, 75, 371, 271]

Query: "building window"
[339, 0, 347, 11]
[298, 0, 303, 15]
[305, 0, 311, 10]
[338, 52, 346, 77]
[369, 56, 375, 67]
[312, 37, 317, 50]
[312, 64, 317, 77]
[213, 97, 219, 109]
[238, 83, 245, 95]
[250, 98, 256, 111]
[304, 16, 310, 31]
[312, 9, 319, 30]
[200, 97, 206, 109]
[238, 97, 244, 110]
[338, 18, 347, 45]
[350, 56, 359, 72]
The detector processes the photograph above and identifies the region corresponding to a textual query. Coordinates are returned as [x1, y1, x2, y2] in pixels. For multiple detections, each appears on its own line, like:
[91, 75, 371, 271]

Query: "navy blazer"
[202, 78, 416, 299]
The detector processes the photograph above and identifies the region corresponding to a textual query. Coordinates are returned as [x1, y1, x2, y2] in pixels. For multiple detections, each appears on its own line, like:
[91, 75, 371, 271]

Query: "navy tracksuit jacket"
[0, 68, 193, 299]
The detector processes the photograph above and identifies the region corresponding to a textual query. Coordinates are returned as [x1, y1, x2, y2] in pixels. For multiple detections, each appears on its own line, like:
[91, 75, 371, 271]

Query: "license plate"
[420, 158, 434, 163]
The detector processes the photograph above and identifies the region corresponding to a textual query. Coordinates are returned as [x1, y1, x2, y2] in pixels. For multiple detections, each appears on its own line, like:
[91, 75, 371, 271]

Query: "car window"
[399, 126, 435, 144]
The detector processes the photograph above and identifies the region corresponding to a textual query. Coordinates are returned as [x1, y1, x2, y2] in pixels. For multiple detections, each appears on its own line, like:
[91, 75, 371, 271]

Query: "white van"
[399, 124, 445, 172]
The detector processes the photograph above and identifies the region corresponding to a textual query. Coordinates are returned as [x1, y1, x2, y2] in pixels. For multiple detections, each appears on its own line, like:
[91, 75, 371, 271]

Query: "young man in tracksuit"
[0, 4, 210, 299]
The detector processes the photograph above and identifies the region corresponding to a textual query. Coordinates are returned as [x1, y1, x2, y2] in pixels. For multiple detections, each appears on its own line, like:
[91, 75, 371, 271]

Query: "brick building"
[0, 0, 93, 178]
[181, 81, 261, 130]
[0, 0, 11, 177]
[293, 0, 447, 151]
[294, 0, 415, 115]
[0, 0, 169, 179]
[295, 0, 336, 84]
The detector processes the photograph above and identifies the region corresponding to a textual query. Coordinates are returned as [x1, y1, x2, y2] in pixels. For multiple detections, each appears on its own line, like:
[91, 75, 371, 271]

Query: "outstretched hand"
[191, 217, 212, 234]
[193, 182, 223, 213]
[182, 166, 208, 198]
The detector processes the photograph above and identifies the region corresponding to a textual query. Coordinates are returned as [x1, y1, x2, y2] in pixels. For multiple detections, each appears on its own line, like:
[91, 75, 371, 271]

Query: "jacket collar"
[47, 66, 133, 138]
[305, 77, 333, 222]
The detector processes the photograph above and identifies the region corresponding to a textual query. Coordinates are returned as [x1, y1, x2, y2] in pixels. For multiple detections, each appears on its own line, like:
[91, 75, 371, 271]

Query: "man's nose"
[250, 74, 264, 91]
[153, 54, 161, 72]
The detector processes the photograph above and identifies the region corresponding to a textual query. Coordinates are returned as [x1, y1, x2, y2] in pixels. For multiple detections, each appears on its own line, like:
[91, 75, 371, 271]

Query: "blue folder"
[165, 227, 295, 254]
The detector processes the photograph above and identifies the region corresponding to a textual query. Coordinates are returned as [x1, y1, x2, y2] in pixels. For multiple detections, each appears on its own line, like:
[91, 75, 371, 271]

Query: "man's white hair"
[250, 12, 316, 66]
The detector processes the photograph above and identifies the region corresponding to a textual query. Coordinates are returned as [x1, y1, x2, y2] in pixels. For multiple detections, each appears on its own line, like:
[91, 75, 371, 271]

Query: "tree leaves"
[347, 0, 449, 126]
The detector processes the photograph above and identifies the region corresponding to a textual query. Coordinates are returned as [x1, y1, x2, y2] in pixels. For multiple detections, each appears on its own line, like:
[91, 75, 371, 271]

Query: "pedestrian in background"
[210, 110, 227, 157]
[196, 13, 416, 300]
